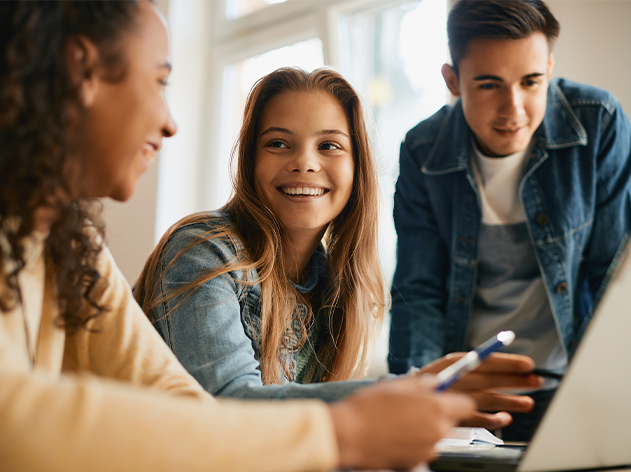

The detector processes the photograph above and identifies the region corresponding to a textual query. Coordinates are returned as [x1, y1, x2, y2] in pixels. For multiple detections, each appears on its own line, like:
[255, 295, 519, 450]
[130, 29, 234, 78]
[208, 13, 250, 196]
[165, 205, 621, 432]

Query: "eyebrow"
[473, 72, 545, 82]
[259, 127, 350, 139]
[318, 129, 350, 138]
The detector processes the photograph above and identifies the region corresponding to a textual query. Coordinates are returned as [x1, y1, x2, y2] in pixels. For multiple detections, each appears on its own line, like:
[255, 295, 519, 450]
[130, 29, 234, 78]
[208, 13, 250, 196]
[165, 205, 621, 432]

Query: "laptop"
[430, 237, 631, 472]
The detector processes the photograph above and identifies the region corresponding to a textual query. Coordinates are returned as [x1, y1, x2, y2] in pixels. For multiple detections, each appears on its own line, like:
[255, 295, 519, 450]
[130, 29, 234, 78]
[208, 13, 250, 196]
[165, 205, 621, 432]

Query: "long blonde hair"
[135, 67, 385, 384]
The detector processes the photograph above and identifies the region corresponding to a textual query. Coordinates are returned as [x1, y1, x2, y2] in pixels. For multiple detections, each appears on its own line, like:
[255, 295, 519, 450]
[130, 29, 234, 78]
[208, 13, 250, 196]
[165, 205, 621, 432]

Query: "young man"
[389, 0, 631, 441]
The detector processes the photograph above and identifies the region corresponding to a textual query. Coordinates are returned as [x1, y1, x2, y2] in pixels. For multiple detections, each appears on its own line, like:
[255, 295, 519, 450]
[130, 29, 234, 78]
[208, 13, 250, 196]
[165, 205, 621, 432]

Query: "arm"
[0, 243, 338, 472]
[0, 240, 472, 472]
[63, 243, 208, 399]
[0, 369, 338, 472]
[152, 225, 372, 402]
[389, 141, 450, 373]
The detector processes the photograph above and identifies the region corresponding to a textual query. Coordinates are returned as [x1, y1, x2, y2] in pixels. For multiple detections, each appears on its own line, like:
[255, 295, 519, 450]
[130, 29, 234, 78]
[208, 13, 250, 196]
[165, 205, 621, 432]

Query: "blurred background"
[104, 0, 631, 377]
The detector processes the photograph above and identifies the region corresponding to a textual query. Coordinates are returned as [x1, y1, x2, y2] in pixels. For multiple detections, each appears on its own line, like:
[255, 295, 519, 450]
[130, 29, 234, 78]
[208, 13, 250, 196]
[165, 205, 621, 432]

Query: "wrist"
[329, 402, 363, 469]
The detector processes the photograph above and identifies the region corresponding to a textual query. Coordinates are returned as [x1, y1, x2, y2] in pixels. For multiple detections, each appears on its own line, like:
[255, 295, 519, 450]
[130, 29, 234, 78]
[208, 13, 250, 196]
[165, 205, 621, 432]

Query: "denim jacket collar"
[422, 80, 588, 175]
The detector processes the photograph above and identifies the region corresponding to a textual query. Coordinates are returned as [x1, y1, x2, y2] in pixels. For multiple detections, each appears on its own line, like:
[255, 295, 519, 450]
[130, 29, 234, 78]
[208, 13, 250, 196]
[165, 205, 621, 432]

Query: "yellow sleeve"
[62, 243, 207, 399]
[0, 367, 338, 472]
[0, 242, 338, 472]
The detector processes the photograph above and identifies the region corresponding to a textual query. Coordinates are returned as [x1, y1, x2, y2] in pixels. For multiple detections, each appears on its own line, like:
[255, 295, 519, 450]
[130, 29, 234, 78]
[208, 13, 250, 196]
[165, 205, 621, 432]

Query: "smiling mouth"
[280, 186, 328, 196]
[142, 144, 158, 164]
[493, 126, 524, 134]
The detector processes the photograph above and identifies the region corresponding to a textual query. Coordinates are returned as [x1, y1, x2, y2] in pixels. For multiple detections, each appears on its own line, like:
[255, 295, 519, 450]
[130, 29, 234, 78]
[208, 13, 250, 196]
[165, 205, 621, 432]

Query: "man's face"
[443, 32, 554, 157]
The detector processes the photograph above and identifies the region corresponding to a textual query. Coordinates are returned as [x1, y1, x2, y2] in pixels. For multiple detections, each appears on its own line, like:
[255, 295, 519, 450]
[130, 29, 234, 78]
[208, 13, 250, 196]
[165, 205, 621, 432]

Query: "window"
[337, 0, 448, 285]
[226, 0, 288, 19]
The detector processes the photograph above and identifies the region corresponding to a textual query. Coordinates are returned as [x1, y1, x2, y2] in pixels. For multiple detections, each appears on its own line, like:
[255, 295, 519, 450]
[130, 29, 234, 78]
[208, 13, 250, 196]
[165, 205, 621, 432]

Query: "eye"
[320, 142, 342, 151]
[159, 79, 170, 87]
[478, 82, 496, 90]
[267, 140, 289, 149]
[523, 79, 539, 87]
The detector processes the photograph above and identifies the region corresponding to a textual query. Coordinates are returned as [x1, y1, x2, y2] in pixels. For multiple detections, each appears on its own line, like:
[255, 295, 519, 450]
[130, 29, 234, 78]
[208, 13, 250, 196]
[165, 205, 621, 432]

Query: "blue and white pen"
[435, 330, 516, 391]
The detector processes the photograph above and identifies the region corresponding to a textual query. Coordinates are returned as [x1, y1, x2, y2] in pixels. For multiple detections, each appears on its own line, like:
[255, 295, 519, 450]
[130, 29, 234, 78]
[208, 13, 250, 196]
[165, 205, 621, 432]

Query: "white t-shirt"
[467, 139, 567, 377]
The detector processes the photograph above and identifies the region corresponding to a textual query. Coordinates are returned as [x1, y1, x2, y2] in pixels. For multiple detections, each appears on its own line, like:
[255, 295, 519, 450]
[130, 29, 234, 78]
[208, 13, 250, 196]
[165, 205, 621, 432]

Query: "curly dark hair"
[0, 1, 144, 332]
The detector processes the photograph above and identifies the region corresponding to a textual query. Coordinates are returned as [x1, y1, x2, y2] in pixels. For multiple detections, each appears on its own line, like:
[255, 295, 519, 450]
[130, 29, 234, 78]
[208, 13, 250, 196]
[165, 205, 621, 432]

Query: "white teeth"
[282, 187, 325, 196]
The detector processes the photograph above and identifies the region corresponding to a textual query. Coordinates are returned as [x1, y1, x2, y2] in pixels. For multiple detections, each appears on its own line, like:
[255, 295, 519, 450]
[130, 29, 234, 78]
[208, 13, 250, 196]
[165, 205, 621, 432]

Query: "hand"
[418, 352, 543, 430]
[329, 375, 474, 470]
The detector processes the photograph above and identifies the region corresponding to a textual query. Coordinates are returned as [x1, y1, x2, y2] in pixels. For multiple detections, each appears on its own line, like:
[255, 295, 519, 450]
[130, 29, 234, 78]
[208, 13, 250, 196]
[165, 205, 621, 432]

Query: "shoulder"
[403, 104, 455, 151]
[551, 78, 618, 116]
[162, 211, 245, 270]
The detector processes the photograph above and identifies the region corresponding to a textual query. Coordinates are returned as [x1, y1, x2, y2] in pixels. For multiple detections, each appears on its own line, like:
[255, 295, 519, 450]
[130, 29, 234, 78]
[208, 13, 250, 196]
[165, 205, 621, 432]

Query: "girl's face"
[76, 1, 176, 201]
[254, 91, 355, 239]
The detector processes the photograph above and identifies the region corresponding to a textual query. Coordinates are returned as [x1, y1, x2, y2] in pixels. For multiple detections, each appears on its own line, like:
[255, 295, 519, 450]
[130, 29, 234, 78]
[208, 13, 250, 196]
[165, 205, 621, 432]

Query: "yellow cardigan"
[0, 232, 337, 472]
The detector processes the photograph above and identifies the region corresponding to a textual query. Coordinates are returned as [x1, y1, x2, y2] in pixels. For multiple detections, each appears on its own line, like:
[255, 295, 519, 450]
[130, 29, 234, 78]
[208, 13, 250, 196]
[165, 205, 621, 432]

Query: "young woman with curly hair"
[0, 1, 483, 471]
[134, 67, 543, 411]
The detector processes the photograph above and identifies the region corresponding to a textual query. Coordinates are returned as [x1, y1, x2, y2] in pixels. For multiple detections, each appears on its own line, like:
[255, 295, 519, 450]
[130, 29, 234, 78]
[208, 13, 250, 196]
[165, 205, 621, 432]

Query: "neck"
[284, 227, 326, 283]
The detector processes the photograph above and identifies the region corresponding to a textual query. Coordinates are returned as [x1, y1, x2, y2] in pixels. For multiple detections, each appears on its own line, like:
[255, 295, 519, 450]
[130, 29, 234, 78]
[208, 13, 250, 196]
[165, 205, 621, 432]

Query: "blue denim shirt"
[389, 78, 631, 374]
[139, 212, 372, 401]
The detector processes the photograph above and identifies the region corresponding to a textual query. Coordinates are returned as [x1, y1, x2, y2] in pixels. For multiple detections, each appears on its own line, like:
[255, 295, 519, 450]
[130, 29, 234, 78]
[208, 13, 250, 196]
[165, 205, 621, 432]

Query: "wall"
[103, 0, 631, 284]
[548, 0, 631, 112]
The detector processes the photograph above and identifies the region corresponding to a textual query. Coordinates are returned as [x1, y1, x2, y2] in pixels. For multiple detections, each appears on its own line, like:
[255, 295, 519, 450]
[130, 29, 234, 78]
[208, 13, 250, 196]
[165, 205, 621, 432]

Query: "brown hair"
[0, 1, 142, 332]
[448, 0, 560, 75]
[135, 67, 385, 384]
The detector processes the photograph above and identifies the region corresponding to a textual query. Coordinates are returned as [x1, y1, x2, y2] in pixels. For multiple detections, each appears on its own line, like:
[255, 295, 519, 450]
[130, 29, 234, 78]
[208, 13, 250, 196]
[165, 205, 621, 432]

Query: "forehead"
[260, 90, 349, 131]
[124, 1, 170, 67]
[459, 32, 550, 79]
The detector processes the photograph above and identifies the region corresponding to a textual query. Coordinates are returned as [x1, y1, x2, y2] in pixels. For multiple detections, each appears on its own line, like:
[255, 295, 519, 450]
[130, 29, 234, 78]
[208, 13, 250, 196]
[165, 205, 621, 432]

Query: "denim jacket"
[389, 78, 631, 374]
[139, 212, 372, 401]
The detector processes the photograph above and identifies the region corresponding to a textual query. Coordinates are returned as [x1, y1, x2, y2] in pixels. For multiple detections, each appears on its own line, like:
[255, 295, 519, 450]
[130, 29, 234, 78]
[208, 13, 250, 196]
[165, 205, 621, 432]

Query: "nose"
[498, 86, 526, 120]
[289, 145, 320, 173]
[162, 115, 177, 138]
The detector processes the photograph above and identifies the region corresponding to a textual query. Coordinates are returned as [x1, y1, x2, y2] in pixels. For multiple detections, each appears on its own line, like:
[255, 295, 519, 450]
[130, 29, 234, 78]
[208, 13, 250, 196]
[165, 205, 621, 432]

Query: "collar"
[422, 79, 588, 174]
[290, 244, 327, 294]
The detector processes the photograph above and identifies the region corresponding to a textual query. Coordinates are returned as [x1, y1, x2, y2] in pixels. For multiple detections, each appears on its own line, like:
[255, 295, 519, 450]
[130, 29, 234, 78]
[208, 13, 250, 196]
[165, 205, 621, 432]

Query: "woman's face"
[76, 1, 176, 201]
[254, 90, 355, 239]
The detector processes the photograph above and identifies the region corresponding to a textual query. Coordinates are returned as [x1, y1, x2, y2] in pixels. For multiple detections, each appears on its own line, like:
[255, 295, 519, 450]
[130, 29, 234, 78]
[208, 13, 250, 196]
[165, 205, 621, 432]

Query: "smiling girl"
[135, 67, 542, 412]
[135, 68, 385, 397]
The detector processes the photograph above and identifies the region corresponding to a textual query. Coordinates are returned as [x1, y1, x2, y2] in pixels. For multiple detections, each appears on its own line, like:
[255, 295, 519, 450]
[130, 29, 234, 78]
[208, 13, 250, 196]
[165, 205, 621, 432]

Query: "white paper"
[435, 427, 503, 450]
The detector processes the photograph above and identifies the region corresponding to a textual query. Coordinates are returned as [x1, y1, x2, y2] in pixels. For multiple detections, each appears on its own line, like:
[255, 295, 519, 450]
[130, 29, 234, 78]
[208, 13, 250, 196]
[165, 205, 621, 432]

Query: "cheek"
[462, 95, 493, 128]
[253, 156, 272, 200]
[529, 94, 548, 122]
[337, 159, 356, 200]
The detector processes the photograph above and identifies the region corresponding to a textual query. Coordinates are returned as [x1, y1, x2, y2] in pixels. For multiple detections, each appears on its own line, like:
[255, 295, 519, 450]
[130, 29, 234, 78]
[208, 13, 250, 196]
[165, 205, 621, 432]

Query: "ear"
[441, 63, 461, 97]
[64, 36, 101, 108]
[547, 53, 555, 78]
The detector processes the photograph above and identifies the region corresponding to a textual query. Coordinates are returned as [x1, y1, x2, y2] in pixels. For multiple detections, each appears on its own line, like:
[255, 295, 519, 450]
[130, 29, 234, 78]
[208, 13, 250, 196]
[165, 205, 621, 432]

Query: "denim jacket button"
[536, 213, 550, 225]
[556, 282, 568, 294]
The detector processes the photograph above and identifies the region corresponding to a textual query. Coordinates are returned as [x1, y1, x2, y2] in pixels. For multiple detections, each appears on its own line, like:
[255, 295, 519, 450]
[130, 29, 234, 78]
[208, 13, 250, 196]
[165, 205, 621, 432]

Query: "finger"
[418, 373, 439, 390]
[451, 372, 543, 391]
[440, 392, 477, 423]
[418, 352, 535, 377]
[471, 353, 535, 373]
[459, 411, 513, 430]
[468, 392, 535, 413]
[392, 373, 438, 393]
[418, 352, 466, 374]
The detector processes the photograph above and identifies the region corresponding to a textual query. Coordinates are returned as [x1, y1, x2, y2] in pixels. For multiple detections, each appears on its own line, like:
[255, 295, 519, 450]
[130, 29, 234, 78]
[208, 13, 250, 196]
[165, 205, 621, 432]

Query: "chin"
[109, 185, 136, 202]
